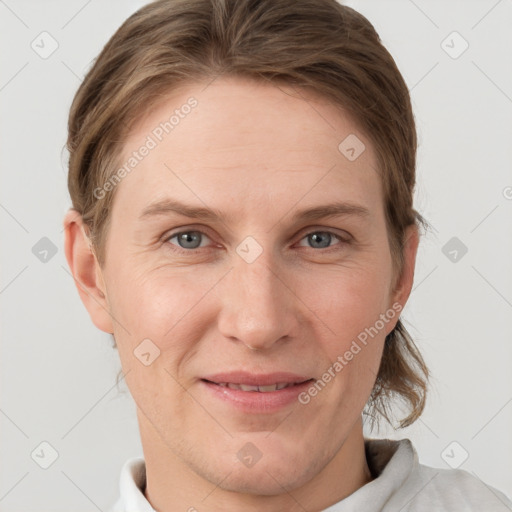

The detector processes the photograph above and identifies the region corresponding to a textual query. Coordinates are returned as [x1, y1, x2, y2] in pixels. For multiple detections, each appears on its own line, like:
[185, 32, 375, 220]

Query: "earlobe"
[63, 209, 114, 333]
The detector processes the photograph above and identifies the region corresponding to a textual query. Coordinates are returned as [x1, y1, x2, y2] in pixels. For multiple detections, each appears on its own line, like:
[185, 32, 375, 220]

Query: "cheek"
[313, 264, 392, 340]
[305, 263, 391, 398]
[107, 267, 217, 358]
[107, 272, 212, 415]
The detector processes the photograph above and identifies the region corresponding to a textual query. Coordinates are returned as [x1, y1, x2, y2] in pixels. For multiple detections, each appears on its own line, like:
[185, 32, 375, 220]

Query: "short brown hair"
[66, 0, 430, 429]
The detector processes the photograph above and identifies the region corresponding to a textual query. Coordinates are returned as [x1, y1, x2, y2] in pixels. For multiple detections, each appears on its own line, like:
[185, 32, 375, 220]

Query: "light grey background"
[1, 0, 511, 510]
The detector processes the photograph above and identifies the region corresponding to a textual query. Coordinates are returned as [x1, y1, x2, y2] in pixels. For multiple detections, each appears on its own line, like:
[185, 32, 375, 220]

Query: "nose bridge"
[218, 246, 296, 350]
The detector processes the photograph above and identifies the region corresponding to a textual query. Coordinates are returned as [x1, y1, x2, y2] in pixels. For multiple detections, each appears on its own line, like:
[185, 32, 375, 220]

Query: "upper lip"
[201, 371, 313, 386]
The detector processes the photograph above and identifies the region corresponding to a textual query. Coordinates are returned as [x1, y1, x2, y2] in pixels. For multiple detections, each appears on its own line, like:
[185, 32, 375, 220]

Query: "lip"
[202, 371, 313, 386]
[200, 372, 315, 414]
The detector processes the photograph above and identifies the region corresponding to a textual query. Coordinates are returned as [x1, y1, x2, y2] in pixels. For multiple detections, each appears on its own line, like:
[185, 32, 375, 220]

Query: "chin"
[198, 442, 323, 496]
[220, 463, 309, 496]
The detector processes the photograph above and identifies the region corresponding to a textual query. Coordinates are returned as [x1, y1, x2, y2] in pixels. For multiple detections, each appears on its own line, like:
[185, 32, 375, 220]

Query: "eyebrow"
[139, 198, 371, 223]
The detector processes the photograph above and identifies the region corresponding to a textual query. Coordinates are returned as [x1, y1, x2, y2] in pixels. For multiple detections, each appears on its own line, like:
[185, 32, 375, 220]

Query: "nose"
[217, 249, 300, 351]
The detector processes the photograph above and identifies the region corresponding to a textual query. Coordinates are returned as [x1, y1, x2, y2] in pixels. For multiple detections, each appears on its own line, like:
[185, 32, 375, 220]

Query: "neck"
[140, 415, 372, 512]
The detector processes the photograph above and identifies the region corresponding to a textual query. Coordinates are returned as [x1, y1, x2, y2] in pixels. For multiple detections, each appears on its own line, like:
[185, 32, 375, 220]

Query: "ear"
[63, 209, 114, 333]
[386, 224, 420, 332]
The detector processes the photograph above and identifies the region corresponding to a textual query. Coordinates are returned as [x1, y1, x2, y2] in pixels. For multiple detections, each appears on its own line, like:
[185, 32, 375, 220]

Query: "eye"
[297, 230, 347, 250]
[166, 230, 212, 251]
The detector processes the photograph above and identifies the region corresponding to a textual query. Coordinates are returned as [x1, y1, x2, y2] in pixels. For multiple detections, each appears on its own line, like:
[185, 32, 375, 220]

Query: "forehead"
[112, 76, 382, 222]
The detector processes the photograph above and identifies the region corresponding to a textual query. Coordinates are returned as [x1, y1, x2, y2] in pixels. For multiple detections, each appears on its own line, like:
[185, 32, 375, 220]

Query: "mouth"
[201, 380, 313, 392]
[199, 372, 315, 413]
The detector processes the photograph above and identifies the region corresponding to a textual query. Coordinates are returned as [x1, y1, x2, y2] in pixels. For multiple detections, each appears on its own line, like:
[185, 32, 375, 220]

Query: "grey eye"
[172, 231, 205, 249]
[306, 232, 336, 249]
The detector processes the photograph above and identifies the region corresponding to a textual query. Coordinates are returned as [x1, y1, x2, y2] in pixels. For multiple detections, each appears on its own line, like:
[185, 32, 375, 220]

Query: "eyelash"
[163, 228, 351, 255]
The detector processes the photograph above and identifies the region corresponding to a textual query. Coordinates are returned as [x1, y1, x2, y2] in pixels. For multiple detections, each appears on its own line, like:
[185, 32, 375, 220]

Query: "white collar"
[110, 456, 155, 512]
[323, 438, 416, 511]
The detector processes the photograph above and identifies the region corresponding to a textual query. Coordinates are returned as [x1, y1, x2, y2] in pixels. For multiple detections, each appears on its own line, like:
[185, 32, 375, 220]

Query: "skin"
[64, 76, 419, 512]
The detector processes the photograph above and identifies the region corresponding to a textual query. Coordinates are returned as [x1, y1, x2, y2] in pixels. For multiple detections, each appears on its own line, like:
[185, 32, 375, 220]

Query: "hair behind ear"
[364, 319, 429, 430]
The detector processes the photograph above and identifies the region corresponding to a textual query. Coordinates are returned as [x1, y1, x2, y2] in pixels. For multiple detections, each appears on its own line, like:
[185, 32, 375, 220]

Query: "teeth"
[216, 382, 293, 392]
[258, 384, 279, 392]
[239, 384, 260, 391]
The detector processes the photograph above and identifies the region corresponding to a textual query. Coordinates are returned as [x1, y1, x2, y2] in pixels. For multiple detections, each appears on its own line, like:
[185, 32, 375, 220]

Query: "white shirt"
[109, 438, 512, 511]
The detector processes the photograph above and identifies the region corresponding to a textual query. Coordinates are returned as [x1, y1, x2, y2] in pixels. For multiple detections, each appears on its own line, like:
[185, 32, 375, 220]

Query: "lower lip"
[200, 379, 314, 413]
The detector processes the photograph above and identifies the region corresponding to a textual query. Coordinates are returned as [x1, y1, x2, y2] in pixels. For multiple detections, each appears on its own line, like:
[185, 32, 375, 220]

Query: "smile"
[206, 381, 299, 392]
[200, 375, 315, 413]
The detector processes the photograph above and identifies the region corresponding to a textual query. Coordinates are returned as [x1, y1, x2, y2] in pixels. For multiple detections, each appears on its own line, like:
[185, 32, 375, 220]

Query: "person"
[62, 0, 512, 510]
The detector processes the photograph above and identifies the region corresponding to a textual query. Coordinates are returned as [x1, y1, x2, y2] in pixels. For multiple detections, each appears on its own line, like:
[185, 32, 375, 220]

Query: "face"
[75, 77, 414, 495]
